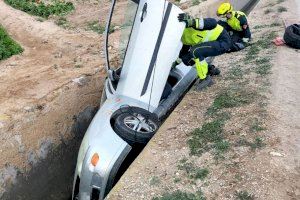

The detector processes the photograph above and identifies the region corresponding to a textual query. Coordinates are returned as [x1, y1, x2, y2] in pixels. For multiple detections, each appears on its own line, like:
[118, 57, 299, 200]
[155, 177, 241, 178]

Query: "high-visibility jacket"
[181, 24, 224, 46]
[227, 11, 247, 31]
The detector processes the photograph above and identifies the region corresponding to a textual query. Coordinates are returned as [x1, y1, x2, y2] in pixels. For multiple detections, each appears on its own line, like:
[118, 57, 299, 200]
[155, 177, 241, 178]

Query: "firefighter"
[217, 2, 251, 45]
[174, 13, 232, 90]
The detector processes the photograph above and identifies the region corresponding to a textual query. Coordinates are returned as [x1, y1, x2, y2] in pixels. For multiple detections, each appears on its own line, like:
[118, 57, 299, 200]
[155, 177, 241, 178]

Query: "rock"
[38, 138, 53, 159]
[270, 151, 284, 157]
[27, 150, 38, 166]
[72, 75, 89, 86]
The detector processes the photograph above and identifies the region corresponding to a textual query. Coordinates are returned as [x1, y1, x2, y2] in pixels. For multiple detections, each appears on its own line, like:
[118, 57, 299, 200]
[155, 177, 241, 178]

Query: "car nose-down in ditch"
[72, 0, 198, 199]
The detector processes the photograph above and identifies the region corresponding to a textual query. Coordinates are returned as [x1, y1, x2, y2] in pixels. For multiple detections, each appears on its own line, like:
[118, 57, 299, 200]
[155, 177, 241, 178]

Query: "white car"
[72, 0, 198, 199]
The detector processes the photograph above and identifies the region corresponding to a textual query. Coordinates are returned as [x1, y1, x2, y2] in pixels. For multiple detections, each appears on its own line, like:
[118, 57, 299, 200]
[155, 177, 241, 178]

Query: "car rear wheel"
[113, 107, 159, 144]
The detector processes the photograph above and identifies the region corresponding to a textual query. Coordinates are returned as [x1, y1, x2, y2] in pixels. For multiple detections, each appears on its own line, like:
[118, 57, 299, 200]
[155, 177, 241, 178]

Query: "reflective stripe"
[192, 46, 212, 58]
[203, 24, 223, 42]
[194, 59, 208, 80]
[195, 19, 199, 29]
[181, 24, 224, 46]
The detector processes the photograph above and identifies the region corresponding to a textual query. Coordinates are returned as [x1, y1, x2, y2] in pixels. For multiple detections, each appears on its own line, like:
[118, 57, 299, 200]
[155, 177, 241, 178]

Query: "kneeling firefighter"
[217, 2, 251, 49]
[174, 13, 232, 90]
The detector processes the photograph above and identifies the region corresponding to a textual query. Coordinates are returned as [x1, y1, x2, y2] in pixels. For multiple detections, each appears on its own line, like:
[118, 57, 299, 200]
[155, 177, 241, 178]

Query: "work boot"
[195, 75, 214, 91]
[208, 65, 221, 76]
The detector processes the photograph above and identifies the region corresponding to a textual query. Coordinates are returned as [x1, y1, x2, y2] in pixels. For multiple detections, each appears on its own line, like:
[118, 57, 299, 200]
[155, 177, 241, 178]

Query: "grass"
[192, 0, 200, 6]
[250, 118, 266, 132]
[277, 6, 287, 12]
[253, 22, 281, 29]
[255, 63, 272, 75]
[226, 66, 244, 80]
[214, 140, 230, 153]
[235, 137, 265, 150]
[87, 21, 115, 34]
[177, 160, 209, 180]
[149, 176, 160, 186]
[255, 58, 272, 75]
[244, 45, 260, 62]
[253, 24, 268, 29]
[0, 25, 23, 61]
[270, 22, 282, 27]
[235, 191, 255, 200]
[153, 190, 206, 200]
[188, 116, 229, 155]
[277, 0, 285, 3]
[264, 8, 273, 14]
[4, 0, 74, 18]
[211, 88, 255, 110]
[55, 17, 68, 28]
[190, 85, 255, 156]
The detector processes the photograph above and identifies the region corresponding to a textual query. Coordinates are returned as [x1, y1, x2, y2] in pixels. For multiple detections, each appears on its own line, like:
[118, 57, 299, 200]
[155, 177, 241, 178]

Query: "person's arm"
[178, 14, 217, 30]
[238, 15, 251, 41]
[194, 18, 217, 30]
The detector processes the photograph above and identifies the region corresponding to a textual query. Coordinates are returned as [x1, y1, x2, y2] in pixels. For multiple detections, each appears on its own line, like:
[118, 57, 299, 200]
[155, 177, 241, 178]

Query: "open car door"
[106, 0, 185, 109]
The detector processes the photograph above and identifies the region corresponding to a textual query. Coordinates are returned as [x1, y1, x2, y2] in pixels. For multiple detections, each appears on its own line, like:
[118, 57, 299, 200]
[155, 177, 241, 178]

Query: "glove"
[171, 58, 182, 69]
[235, 42, 245, 50]
[178, 13, 194, 28]
[108, 69, 120, 82]
[242, 37, 250, 43]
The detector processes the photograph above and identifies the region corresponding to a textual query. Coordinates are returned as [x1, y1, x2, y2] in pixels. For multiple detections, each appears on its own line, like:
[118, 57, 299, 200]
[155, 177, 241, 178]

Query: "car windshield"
[107, 0, 139, 70]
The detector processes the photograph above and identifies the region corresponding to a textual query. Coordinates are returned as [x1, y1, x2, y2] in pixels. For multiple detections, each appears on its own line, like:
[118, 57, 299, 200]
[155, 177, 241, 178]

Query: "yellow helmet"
[217, 3, 233, 16]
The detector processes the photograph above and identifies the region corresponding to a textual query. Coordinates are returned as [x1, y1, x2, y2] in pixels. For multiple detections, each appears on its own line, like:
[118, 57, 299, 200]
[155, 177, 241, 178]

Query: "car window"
[107, 0, 139, 70]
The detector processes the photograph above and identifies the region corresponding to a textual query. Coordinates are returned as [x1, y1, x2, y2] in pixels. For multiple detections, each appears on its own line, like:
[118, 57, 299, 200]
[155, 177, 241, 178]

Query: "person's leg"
[179, 45, 191, 59]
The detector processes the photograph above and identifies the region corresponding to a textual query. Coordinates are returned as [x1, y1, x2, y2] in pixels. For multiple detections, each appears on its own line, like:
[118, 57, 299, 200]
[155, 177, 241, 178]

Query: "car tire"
[284, 24, 300, 49]
[113, 107, 159, 144]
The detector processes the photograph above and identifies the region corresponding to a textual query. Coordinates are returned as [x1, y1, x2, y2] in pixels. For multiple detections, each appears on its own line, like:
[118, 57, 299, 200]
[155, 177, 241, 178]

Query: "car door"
[107, 0, 185, 110]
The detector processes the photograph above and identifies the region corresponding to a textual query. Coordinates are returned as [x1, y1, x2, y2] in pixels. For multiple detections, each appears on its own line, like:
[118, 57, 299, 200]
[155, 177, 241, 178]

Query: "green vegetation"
[178, 160, 209, 180]
[86, 21, 115, 34]
[277, 6, 287, 12]
[212, 88, 255, 110]
[55, 17, 69, 28]
[270, 22, 281, 27]
[235, 137, 265, 150]
[87, 21, 105, 34]
[250, 118, 266, 132]
[264, 8, 273, 14]
[0, 25, 23, 61]
[149, 176, 160, 186]
[192, 0, 200, 6]
[153, 190, 206, 200]
[4, 0, 74, 18]
[235, 191, 255, 200]
[244, 45, 260, 62]
[277, 0, 285, 3]
[253, 24, 268, 29]
[226, 66, 244, 80]
[188, 117, 228, 155]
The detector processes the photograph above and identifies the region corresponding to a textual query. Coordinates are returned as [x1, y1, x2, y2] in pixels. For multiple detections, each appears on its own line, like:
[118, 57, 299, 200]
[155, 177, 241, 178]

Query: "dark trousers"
[218, 20, 251, 43]
[179, 30, 232, 65]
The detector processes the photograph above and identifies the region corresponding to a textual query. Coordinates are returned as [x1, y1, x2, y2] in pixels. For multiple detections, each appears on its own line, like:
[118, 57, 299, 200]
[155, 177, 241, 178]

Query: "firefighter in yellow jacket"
[217, 3, 251, 44]
[175, 13, 232, 90]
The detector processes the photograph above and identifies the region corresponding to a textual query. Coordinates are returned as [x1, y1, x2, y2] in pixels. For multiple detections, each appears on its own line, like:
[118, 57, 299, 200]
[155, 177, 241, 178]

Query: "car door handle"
[140, 3, 147, 22]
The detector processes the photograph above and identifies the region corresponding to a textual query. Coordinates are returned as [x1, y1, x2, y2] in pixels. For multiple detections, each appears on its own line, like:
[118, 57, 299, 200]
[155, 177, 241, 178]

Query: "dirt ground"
[107, 0, 300, 199]
[0, 0, 111, 196]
